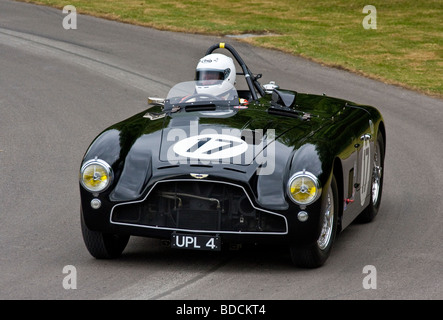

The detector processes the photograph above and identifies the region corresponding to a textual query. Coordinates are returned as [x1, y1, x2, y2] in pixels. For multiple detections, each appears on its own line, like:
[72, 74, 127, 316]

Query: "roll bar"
[205, 43, 265, 101]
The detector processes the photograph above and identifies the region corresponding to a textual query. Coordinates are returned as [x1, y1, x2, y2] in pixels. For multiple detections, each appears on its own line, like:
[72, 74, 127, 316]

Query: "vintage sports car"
[79, 43, 385, 268]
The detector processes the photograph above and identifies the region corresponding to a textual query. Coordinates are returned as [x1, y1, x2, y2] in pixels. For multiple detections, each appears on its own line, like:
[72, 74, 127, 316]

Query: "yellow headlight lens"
[288, 172, 321, 205]
[80, 159, 112, 193]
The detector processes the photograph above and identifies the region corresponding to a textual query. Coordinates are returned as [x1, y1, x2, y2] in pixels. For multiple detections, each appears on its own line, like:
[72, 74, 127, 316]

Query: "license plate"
[171, 233, 221, 251]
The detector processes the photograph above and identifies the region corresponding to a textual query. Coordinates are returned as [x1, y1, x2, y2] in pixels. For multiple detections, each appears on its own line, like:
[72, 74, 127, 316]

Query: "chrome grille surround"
[110, 179, 288, 235]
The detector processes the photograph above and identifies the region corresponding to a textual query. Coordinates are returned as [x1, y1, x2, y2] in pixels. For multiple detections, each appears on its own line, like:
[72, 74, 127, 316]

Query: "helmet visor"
[196, 70, 226, 85]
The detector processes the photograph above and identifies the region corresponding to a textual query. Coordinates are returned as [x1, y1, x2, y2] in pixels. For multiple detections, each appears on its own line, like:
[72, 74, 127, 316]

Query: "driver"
[194, 53, 237, 100]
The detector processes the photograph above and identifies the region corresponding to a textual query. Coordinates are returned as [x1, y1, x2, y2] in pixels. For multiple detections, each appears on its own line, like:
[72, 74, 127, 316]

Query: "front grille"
[111, 180, 287, 234]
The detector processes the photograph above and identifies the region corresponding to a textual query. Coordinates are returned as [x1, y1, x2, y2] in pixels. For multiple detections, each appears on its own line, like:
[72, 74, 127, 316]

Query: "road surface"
[0, 0, 441, 300]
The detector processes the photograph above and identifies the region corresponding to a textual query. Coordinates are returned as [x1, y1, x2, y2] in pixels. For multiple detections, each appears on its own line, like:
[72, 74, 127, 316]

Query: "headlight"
[287, 171, 321, 205]
[80, 159, 113, 193]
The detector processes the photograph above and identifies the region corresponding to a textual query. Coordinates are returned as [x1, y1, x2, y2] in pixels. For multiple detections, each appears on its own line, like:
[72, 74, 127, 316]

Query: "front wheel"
[80, 208, 129, 259]
[357, 131, 385, 223]
[290, 175, 339, 268]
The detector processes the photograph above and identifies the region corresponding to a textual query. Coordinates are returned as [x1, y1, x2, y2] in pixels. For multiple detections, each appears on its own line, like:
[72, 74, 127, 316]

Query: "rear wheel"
[357, 131, 384, 223]
[290, 175, 339, 268]
[80, 208, 129, 259]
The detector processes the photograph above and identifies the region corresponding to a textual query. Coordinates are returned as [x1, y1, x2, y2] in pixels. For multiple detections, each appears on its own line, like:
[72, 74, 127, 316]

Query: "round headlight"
[80, 159, 113, 193]
[287, 171, 321, 205]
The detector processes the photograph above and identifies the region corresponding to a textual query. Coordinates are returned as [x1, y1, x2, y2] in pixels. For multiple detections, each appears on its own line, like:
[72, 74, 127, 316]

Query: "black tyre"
[357, 131, 385, 223]
[290, 175, 339, 268]
[80, 208, 129, 259]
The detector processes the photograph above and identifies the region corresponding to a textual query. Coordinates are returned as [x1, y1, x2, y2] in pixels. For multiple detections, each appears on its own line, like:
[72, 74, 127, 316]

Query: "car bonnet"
[157, 106, 326, 167]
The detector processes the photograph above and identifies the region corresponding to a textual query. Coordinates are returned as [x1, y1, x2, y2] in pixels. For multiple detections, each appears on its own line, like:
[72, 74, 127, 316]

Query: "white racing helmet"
[195, 53, 236, 96]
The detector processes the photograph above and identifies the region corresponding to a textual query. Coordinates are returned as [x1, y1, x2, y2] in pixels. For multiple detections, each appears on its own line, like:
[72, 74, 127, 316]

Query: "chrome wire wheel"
[317, 187, 334, 251]
[290, 175, 338, 268]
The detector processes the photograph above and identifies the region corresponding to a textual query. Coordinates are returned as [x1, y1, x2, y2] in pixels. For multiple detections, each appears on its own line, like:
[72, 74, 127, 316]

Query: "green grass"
[17, 0, 443, 97]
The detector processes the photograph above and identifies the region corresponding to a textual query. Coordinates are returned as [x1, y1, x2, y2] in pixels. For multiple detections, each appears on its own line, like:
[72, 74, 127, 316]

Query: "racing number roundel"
[173, 134, 248, 160]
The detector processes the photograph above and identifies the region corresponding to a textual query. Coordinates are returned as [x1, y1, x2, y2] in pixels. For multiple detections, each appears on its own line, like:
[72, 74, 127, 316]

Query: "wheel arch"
[332, 157, 344, 233]
[378, 120, 386, 156]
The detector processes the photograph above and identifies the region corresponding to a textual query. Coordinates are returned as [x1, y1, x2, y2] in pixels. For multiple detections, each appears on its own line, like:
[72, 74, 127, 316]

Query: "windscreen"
[166, 81, 238, 105]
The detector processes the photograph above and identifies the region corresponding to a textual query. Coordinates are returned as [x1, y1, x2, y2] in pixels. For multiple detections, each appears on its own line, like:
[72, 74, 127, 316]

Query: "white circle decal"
[173, 134, 248, 160]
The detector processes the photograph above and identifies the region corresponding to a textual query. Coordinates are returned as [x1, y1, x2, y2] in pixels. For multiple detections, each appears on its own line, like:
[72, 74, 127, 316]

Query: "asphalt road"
[0, 0, 442, 300]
